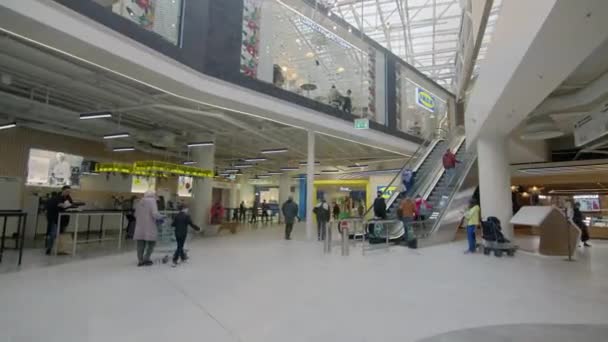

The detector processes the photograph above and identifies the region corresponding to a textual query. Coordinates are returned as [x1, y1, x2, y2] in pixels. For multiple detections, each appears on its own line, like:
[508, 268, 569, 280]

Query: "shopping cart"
[153, 217, 175, 264]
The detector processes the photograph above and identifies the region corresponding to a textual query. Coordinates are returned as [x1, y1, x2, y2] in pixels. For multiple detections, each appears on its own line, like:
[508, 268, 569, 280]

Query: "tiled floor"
[1, 223, 607, 342]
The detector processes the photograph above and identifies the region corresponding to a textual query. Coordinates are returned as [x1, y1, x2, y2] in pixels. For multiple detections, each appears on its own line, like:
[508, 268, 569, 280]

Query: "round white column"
[191, 145, 215, 228]
[477, 135, 513, 238]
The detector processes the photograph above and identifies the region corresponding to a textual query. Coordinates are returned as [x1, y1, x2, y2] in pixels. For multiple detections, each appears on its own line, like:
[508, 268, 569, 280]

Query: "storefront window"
[92, 0, 183, 45]
[241, 0, 384, 122]
[396, 65, 448, 138]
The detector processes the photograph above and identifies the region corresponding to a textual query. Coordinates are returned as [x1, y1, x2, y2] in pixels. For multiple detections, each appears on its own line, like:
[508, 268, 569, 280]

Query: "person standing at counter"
[134, 191, 163, 266]
[45, 185, 73, 255]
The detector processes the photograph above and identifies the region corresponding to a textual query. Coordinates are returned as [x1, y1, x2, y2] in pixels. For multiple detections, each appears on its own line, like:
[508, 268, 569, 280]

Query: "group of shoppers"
[328, 85, 353, 113]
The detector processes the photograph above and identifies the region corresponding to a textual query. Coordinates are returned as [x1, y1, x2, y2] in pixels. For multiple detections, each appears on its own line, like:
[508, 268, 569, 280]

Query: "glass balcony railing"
[240, 0, 387, 124]
[92, 0, 183, 45]
[396, 64, 449, 139]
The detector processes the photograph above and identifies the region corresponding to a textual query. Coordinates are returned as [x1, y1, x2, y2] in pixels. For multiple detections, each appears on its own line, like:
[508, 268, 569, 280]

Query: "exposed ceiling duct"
[519, 117, 564, 141]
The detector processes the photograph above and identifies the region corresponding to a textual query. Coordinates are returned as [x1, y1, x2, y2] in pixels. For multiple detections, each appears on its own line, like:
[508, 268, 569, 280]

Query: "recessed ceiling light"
[183, 161, 196, 165]
[348, 27, 352, 33]
[295, 38, 301, 44]
[103, 132, 130, 139]
[282, 66, 288, 72]
[280, 167, 299, 171]
[333, 25, 337, 30]
[80, 111, 112, 120]
[261, 148, 288, 154]
[0, 122, 17, 130]
[337, 67, 345, 73]
[187, 141, 214, 147]
[113, 147, 135, 152]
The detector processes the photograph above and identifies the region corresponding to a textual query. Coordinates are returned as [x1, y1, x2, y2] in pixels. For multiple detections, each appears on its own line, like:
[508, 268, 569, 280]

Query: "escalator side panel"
[420, 159, 479, 247]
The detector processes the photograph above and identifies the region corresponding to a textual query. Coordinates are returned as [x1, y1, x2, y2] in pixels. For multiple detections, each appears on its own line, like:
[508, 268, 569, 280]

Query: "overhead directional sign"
[354, 118, 370, 130]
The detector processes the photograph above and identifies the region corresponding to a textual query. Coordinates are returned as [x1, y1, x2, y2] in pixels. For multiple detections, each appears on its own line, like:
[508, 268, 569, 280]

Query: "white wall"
[508, 136, 550, 164]
[79, 174, 132, 193]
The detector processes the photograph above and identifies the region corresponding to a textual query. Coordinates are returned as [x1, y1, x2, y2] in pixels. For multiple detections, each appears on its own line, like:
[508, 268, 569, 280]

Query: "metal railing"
[362, 128, 449, 220]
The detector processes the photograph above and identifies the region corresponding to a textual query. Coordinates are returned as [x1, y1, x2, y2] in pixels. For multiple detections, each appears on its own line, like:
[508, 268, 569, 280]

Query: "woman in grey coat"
[134, 191, 163, 266]
[281, 197, 299, 240]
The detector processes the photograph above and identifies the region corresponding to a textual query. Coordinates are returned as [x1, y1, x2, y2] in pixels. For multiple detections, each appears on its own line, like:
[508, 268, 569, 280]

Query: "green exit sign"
[354, 118, 369, 130]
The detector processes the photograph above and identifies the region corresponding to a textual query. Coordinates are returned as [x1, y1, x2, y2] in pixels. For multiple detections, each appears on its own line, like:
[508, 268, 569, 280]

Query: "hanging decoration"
[240, 0, 263, 78]
[95, 161, 213, 178]
[395, 66, 402, 128]
[367, 47, 377, 118]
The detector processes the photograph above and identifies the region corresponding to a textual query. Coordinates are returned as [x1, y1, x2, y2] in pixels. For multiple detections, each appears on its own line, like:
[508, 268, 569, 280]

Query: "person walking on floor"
[239, 201, 246, 222]
[250, 201, 258, 224]
[463, 200, 481, 254]
[171, 204, 201, 266]
[572, 202, 591, 247]
[332, 202, 341, 221]
[373, 191, 387, 219]
[261, 200, 270, 223]
[442, 148, 460, 185]
[313, 198, 331, 241]
[399, 196, 416, 245]
[44, 185, 73, 255]
[281, 197, 299, 240]
[134, 190, 164, 266]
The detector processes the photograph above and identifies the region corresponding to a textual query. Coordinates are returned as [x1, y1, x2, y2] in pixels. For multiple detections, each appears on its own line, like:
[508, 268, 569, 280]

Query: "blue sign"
[415, 87, 436, 113]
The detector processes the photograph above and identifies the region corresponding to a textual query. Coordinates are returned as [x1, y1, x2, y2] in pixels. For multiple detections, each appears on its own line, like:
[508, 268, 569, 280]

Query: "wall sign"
[354, 118, 370, 130]
[574, 111, 608, 147]
[377, 186, 397, 199]
[415, 87, 436, 113]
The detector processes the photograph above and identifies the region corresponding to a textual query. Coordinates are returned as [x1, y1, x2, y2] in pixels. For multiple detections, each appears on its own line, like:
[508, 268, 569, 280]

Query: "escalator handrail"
[427, 150, 478, 236]
[362, 130, 444, 219]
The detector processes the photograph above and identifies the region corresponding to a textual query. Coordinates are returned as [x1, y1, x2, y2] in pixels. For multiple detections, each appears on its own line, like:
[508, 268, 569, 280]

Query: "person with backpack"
[442, 148, 460, 184]
[313, 198, 330, 241]
[373, 191, 387, 219]
[463, 199, 481, 254]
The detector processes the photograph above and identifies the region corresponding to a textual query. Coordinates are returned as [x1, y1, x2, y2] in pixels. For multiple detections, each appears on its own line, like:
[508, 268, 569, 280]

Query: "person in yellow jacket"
[463, 200, 481, 253]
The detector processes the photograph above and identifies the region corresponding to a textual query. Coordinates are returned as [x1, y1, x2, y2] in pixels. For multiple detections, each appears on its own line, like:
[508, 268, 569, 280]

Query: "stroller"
[481, 216, 517, 257]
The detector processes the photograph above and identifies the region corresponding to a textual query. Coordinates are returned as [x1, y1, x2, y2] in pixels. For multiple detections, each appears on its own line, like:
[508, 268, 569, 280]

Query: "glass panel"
[396, 64, 448, 138]
[241, 0, 383, 123]
[92, 0, 183, 45]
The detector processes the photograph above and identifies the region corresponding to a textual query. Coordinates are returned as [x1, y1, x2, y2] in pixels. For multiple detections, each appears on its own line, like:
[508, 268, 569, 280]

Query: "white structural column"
[306, 130, 315, 240]
[191, 145, 215, 228]
[278, 174, 290, 223]
[477, 135, 513, 239]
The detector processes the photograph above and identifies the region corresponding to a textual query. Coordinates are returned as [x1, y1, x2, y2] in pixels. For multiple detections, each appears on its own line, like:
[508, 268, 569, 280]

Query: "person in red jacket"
[442, 148, 460, 184]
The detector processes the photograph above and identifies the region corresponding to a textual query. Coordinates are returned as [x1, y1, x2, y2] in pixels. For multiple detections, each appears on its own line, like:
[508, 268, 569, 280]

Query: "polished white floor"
[1, 223, 608, 342]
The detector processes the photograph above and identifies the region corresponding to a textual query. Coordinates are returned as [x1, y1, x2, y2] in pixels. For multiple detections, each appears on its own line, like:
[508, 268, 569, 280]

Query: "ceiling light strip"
[0, 29, 411, 158]
[0, 122, 17, 130]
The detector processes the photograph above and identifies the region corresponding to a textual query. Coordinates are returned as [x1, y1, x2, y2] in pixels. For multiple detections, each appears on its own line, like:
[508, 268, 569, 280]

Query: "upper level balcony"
[44, 0, 456, 143]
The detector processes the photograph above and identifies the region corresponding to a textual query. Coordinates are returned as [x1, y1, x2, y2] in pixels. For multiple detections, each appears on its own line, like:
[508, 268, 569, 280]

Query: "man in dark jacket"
[45, 186, 73, 255]
[281, 197, 299, 240]
[313, 198, 330, 241]
[573, 202, 591, 247]
[171, 204, 201, 266]
[373, 191, 387, 219]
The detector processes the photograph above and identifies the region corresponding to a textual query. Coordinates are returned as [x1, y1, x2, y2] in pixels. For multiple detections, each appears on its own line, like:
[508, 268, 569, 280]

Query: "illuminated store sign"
[415, 87, 436, 113]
